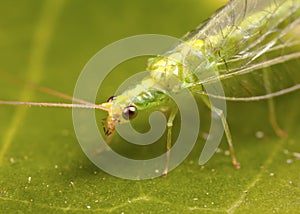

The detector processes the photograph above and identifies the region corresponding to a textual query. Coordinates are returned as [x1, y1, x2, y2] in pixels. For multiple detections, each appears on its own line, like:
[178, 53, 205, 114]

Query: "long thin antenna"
[0, 100, 109, 111]
[27, 82, 93, 105]
[0, 72, 94, 105]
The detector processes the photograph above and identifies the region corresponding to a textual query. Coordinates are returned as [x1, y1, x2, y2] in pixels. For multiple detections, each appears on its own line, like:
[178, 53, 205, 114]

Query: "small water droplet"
[293, 152, 300, 160]
[283, 149, 289, 155]
[9, 157, 15, 164]
[215, 148, 222, 153]
[255, 131, 264, 139]
[224, 150, 230, 156]
[202, 132, 209, 140]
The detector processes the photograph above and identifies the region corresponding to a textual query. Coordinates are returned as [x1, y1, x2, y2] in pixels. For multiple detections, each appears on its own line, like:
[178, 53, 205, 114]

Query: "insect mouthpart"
[103, 127, 113, 137]
[101, 118, 112, 136]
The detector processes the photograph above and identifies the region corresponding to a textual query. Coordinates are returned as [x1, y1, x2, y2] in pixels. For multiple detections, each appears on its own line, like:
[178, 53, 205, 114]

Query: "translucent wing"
[185, 0, 300, 100]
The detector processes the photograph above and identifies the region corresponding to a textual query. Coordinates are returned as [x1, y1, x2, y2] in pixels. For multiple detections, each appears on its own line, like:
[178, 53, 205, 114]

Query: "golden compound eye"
[107, 96, 116, 102]
[122, 105, 138, 120]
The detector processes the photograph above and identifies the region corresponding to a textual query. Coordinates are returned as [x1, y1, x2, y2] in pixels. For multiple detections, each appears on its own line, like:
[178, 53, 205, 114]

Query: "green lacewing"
[1, 0, 299, 175]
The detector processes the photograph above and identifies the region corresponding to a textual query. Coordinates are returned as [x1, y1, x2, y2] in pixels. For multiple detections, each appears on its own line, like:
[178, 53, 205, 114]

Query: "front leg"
[267, 97, 287, 138]
[262, 67, 287, 138]
[201, 96, 240, 169]
[162, 107, 178, 176]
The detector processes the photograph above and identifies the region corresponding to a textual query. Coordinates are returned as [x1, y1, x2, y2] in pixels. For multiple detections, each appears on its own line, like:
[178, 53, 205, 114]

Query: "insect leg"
[267, 97, 287, 137]
[162, 107, 178, 176]
[201, 96, 240, 168]
[262, 67, 287, 137]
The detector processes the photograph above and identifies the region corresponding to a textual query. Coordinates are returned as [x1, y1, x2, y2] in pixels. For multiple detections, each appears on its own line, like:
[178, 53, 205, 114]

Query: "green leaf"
[0, 0, 299, 213]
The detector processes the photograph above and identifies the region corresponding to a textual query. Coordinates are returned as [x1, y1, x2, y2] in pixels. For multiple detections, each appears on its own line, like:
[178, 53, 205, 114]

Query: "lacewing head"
[100, 95, 138, 144]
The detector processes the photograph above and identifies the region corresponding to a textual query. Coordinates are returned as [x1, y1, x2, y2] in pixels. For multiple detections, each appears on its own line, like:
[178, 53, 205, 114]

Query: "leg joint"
[212, 107, 224, 117]
[167, 122, 173, 128]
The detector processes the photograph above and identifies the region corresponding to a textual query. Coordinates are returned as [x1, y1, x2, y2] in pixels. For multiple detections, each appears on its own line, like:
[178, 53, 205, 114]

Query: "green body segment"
[114, 0, 300, 112]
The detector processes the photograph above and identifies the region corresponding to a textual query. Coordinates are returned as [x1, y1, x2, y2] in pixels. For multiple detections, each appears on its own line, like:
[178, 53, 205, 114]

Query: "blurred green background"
[0, 0, 299, 213]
